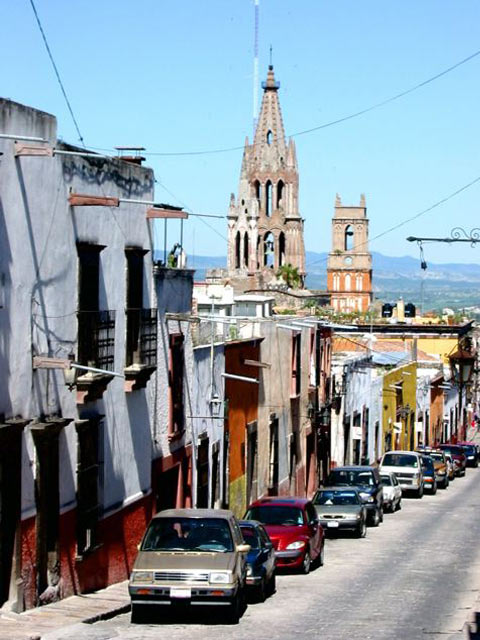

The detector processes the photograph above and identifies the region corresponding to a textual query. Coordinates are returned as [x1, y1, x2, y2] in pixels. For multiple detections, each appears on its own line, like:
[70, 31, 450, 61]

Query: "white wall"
[0, 100, 160, 518]
[191, 343, 225, 506]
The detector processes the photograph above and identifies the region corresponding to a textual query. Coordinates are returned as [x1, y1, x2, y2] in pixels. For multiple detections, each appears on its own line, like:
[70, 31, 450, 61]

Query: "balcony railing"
[77, 310, 116, 370]
[125, 308, 158, 367]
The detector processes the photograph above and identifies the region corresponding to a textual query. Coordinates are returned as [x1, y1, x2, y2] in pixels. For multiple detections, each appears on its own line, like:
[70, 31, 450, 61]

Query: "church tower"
[227, 66, 306, 291]
[327, 194, 372, 313]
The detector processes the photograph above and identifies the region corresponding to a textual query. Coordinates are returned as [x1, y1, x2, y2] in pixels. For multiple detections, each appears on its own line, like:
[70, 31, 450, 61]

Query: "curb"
[82, 602, 131, 625]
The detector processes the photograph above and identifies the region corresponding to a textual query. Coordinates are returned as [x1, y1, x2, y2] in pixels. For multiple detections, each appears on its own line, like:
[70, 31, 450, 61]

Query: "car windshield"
[313, 490, 359, 506]
[462, 445, 476, 455]
[429, 453, 444, 463]
[440, 445, 463, 456]
[327, 470, 375, 486]
[380, 475, 392, 486]
[141, 517, 234, 553]
[245, 506, 304, 526]
[382, 453, 418, 468]
[239, 526, 260, 549]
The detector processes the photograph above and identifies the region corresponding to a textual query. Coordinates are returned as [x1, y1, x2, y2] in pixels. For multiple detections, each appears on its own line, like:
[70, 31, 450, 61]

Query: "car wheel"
[431, 482, 437, 495]
[254, 577, 266, 603]
[318, 543, 325, 566]
[396, 498, 402, 511]
[226, 590, 243, 624]
[371, 508, 380, 527]
[356, 520, 367, 538]
[416, 486, 424, 499]
[267, 571, 276, 596]
[131, 604, 147, 625]
[301, 549, 311, 575]
[378, 507, 384, 523]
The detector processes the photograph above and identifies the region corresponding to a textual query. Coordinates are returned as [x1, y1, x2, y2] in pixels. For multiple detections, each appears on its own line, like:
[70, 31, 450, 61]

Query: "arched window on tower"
[254, 180, 261, 203]
[278, 232, 286, 267]
[345, 274, 351, 291]
[356, 275, 363, 291]
[257, 236, 261, 269]
[277, 180, 284, 208]
[235, 231, 241, 269]
[333, 273, 340, 291]
[266, 130, 272, 145]
[265, 180, 272, 217]
[264, 232, 275, 268]
[345, 225, 354, 251]
[243, 232, 249, 269]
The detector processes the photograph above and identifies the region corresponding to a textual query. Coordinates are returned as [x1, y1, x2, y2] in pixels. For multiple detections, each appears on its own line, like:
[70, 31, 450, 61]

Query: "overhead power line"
[92, 47, 480, 157]
[29, 0, 85, 146]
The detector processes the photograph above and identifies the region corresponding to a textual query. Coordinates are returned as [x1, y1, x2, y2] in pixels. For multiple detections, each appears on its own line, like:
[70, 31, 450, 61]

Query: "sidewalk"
[0, 581, 130, 640]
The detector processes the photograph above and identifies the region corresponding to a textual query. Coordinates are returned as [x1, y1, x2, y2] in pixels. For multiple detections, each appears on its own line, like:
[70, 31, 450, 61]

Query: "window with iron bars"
[77, 244, 115, 370]
[77, 310, 116, 370]
[125, 308, 158, 367]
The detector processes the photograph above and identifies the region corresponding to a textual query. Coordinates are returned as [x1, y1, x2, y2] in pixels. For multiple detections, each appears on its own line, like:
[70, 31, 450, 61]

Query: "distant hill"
[159, 250, 480, 311]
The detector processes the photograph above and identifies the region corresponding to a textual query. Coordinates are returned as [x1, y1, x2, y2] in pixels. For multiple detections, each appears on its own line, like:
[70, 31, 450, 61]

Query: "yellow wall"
[382, 363, 417, 452]
[376, 336, 460, 365]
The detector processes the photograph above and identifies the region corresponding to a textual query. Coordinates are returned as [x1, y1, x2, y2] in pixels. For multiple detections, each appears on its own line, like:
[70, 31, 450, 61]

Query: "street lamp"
[449, 344, 476, 442]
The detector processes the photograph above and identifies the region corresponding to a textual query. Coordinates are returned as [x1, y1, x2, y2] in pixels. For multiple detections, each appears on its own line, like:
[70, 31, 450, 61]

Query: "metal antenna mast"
[253, 0, 259, 136]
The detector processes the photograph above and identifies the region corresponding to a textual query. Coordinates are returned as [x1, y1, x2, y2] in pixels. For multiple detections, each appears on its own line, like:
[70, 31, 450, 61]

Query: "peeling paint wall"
[191, 342, 225, 507]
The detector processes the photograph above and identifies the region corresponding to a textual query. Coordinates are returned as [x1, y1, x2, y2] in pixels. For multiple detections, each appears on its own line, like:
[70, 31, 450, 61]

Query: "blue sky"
[3, 0, 480, 267]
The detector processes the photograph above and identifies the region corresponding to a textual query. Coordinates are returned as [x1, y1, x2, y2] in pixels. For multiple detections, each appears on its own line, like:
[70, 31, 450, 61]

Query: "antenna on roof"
[253, 0, 260, 136]
[269, 44, 273, 67]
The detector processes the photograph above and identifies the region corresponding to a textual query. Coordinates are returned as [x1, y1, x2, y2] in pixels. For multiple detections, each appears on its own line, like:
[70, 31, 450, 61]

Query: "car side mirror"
[265, 541, 273, 550]
[236, 544, 251, 553]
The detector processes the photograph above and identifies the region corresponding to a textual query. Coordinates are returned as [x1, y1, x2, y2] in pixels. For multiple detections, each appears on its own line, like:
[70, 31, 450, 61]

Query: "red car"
[439, 444, 467, 476]
[244, 497, 324, 574]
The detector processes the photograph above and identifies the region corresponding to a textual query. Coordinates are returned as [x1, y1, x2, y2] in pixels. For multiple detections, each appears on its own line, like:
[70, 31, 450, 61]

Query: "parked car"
[244, 497, 324, 574]
[312, 487, 367, 537]
[238, 520, 276, 602]
[423, 449, 450, 489]
[457, 442, 479, 468]
[379, 451, 424, 498]
[325, 466, 383, 526]
[380, 471, 402, 512]
[444, 452, 456, 481]
[129, 509, 250, 624]
[438, 444, 467, 476]
[420, 455, 437, 494]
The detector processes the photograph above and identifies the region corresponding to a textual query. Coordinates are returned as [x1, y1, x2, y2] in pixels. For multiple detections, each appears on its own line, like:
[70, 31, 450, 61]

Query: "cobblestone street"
[39, 468, 480, 640]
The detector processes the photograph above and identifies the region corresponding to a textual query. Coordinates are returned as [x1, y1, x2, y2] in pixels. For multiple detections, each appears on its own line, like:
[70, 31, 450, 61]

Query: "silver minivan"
[380, 450, 424, 498]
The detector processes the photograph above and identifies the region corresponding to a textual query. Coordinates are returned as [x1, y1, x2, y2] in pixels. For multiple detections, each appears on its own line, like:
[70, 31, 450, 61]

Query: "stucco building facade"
[0, 99, 193, 611]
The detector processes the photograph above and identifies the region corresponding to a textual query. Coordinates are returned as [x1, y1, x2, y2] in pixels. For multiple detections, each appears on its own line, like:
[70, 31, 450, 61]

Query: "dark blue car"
[239, 520, 276, 602]
[421, 455, 437, 494]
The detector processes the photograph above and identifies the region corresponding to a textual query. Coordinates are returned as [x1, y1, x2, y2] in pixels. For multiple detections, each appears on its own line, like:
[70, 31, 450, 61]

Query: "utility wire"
[29, 0, 85, 147]
[90, 47, 480, 157]
[306, 173, 480, 268]
[155, 179, 228, 243]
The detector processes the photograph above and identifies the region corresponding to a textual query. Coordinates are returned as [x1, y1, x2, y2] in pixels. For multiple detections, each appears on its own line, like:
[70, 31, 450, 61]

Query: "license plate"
[170, 587, 191, 599]
[327, 521, 339, 528]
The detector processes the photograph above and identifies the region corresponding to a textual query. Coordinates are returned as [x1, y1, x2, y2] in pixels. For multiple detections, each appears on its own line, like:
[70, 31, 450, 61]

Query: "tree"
[276, 263, 302, 289]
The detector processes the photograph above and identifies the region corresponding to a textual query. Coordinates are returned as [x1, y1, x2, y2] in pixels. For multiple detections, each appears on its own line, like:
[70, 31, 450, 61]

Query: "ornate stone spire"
[253, 65, 286, 159]
[226, 66, 305, 290]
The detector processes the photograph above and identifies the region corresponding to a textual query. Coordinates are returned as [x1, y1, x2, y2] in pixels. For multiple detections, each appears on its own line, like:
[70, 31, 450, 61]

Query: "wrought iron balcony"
[77, 310, 116, 370]
[125, 308, 158, 367]
[124, 308, 158, 392]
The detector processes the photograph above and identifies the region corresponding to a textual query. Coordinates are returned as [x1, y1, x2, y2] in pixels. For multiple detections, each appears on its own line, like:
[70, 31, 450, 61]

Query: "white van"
[379, 451, 424, 498]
